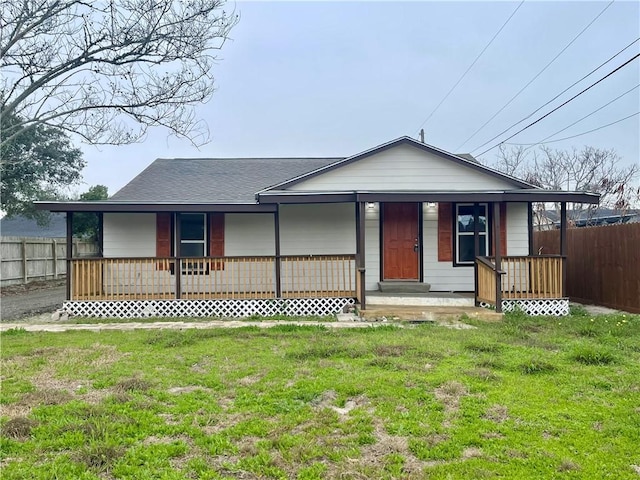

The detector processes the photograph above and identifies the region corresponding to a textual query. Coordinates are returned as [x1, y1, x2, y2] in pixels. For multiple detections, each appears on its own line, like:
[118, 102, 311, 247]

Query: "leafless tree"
[1, 0, 238, 148]
[491, 144, 639, 227]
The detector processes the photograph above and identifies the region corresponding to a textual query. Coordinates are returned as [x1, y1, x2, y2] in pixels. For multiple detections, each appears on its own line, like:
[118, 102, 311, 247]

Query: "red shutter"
[438, 203, 453, 262]
[209, 213, 225, 270]
[491, 203, 508, 256]
[156, 213, 172, 270]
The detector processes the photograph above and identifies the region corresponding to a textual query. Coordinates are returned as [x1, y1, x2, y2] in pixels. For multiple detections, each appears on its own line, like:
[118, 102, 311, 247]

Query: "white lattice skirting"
[501, 298, 570, 316]
[63, 298, 355, 319]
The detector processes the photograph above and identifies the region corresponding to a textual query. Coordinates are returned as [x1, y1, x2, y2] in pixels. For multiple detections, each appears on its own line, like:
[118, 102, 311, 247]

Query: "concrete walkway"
[0, 319, 394, 333]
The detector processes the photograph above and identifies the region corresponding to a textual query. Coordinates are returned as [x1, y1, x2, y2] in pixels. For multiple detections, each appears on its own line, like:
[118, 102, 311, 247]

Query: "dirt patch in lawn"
[1, 279, 65, 297]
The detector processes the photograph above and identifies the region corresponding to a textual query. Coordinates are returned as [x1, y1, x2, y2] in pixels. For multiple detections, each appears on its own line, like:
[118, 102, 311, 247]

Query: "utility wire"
[468, 36, 640, 153]
[456, 0, 616, 151]
[505, 84, 639, 146]
[414, 0, 525, 135]
[475, 52, 640, 156]
[507, 111, 639, 145]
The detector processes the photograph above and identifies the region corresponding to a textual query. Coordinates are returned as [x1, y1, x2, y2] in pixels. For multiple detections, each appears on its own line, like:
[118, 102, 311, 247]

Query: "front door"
[382, 203, 420, 280]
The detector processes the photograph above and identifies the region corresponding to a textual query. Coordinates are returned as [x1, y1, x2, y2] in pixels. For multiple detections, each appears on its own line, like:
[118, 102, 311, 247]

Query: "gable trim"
[258, 137, 537, 192]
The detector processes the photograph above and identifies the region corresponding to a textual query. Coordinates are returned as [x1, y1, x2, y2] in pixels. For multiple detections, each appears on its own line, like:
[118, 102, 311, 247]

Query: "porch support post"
[274, 205, 282, 298]
[97, 213, 104, 256]
[492, 202, 502, 313]
[473, 203, 480, 307]
[527, 203, 534, 256]
[560, 202, 568, 297]
[175, 213, 181, 299]
[355, 201, 366, 310]
[66, 212, 73, 301]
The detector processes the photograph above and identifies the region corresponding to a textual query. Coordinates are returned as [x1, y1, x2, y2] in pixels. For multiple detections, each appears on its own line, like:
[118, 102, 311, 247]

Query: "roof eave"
[257, 190, 600, 204]
[34, 201, 277, 213]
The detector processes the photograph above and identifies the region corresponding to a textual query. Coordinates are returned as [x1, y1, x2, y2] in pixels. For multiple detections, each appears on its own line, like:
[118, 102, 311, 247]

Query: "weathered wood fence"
[0, 237, 98, 287]
[534, 223, 640, 313]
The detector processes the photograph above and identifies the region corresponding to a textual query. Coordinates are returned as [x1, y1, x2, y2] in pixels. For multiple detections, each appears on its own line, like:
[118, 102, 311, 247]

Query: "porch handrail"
[475, 256, 503, 306]
[475, 255, 566, 309]
[69, 254, 356, 301]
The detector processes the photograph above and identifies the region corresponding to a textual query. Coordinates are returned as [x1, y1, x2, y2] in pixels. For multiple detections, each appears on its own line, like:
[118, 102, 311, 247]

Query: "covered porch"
[38, 190, 595, 318]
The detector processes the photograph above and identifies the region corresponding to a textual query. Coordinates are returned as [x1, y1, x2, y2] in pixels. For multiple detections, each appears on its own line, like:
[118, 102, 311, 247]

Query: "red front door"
[382, 203, 420, 280]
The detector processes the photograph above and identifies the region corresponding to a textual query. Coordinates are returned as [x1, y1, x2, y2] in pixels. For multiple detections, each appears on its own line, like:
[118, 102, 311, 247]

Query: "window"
[456, 204, 488, 264]
[179, 213, 206, 257]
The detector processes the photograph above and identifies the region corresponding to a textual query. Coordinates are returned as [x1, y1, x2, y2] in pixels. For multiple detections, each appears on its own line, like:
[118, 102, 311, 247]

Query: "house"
[36, 137, 599, 318]
[535, 208, 640, 230]
[0, 213, 67, 238]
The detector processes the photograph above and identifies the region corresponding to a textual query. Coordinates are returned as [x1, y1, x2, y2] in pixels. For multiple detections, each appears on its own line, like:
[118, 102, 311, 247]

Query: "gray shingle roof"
[109, 157, 343, 203]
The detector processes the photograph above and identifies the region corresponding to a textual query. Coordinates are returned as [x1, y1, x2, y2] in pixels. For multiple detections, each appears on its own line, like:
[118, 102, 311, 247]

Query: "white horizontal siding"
[506, 203, 529, 255]
[289, 143, 517, 192]
[225, 213, 275, 256]
[103, 213, 156, 257]
[279, 203, 355, 255]
[364, 205, 380, 290]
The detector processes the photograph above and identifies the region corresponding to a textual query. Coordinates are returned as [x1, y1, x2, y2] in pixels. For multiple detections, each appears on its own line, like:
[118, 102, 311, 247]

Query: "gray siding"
[288, 143, 517, 192]
[103, 213, 156, 257]
[225, 213, 275, 256]
[279, 203, 355, 255]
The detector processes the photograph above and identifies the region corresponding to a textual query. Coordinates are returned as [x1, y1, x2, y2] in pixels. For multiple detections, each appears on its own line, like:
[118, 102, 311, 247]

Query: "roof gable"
[263, 137, 536, 192]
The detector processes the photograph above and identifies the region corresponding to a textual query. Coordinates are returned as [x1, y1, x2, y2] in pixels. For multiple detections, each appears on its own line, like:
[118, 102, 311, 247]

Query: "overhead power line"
[455, 0, 616, 151]
[475, 52, 640, 156]
[468, 36, 640, 153]
[413, 0, 525, 135]
[507, 111, 639, 145]
[505, 84, 639, 146]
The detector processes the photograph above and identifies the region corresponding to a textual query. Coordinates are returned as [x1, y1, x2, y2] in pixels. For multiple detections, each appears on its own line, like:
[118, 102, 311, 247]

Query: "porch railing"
[70, 255, 356, 301]
[475, 255, 565, 308]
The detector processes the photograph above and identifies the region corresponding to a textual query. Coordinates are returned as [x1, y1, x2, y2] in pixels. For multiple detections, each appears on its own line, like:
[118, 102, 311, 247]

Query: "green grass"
[1, 311, 639, 479]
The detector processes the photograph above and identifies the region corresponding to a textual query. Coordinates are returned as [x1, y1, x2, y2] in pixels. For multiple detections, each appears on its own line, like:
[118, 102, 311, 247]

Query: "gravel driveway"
[1, 281, 65, 321]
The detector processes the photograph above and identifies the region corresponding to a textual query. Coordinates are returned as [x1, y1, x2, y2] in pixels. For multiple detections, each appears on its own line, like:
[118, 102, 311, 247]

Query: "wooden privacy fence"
[534, 223, 640, 313]
[1, 237, 98, 287]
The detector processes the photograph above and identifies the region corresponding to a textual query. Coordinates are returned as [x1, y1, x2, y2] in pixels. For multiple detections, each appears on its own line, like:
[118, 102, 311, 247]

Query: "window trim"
[454, 203, 488, 266]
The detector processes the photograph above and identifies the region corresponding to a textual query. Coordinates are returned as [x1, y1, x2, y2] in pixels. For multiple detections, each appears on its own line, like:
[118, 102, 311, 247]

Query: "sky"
[77, 0, 640, 196]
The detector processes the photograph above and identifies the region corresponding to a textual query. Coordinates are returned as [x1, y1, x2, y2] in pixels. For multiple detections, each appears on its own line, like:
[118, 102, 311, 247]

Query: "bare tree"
[491, 145, 639, 226]
[1, 0, 238, 148]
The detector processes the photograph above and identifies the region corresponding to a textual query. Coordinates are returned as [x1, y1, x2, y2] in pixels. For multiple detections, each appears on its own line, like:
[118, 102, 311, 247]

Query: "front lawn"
[1, 311, 639, 479]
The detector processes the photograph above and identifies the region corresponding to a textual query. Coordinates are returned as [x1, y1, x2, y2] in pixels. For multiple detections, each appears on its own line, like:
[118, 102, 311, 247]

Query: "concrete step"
[378, 281, 431, 293]
[360, 305, 503, 322]
[367, 293, 474, 307]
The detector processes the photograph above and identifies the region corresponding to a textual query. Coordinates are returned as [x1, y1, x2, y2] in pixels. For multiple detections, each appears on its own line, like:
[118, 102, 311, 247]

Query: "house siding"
[364, 206, 380, 290]
[103, 213, 156, 257]
[288, 143, 517, 192]
[225, 213, 275, 256]
[506, 203, 529, 256]
[279, 203, 355, 255]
